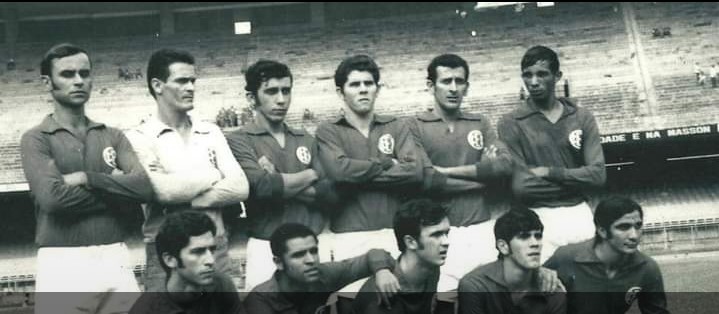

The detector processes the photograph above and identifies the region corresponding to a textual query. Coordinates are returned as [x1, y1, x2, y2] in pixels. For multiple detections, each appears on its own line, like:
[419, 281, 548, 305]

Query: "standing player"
[458, 208, 566, 314]
[21, 43, 153, 313]
[409, 54, 513, 296]
[126, 48, 249, 291]
[227, 60, 335, 291]
[129, 211, 244, 314]
[497, 45, 606, 260]
[544, 196, 669, 314]
[353, 199, 450, 314]
[315, 54, 422, 307]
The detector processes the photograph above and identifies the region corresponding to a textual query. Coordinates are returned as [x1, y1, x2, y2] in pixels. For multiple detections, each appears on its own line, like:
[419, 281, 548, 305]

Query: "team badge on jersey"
[296, 146, 312, 165]
[208, 148, 218, 169]
[467, 130, 484, 150]
[378, 134, 395, 155]
[102, 147, 117, 169]
[625, 286, 642, 305]
[569, 129, 583, 150]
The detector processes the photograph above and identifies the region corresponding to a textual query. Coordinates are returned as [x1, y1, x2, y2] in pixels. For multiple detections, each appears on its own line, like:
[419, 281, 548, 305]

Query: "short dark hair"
[334, 54, 380, 90]
[146, 48, 195, 99]
[41, 43, 90, 76]
[393, 199, 448, 253]
[594, 196, 643, 240]
[494, 208, 543, 257]
[244, 60, 293, 95]
[521, 45, 560, 75]
[427, 54, 469, 83]
[155, 211, 216, 275]
[270, 223, 318, 257]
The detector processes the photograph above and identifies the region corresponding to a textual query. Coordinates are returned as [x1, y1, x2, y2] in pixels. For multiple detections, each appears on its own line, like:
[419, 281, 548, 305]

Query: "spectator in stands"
[21, 43, 153, 313]
[125, 48, 249, 292]
[662, 26, 671, 37]
[693, 62, 701, 82]
[226, 60, 337, 291]
[544, 196, 669, 314]
[698, 70, 707, 87]
[498, 45, 606, 261]
[352, 199, 449, 314]
[407, 54, 512, 307]
[130, 211, 244, 314]
[458, 208, 566, 314]
[652, 28, 662, 38]
[315, 54, 422, 308]
[6, 58, 15, 71]
[244, 223, 400, 314]
[710, 64, 717, 88]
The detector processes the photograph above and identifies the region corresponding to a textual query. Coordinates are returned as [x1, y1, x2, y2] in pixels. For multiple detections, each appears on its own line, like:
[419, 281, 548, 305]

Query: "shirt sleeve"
[84, 129, 154, 202]
[457, 277, 489, 314]
[322, 249, 395, 291]
[474, 120, 513, 181]
[309, 137, 340, 205]
[21, 130, 105, 215]
[497, 116, 577, 203]
[545, 112, 606, 189]
[368, 120, 424, 187]
[191, 126, 250, 208]
[316, 123, 388, 183]
[124, 128, 221, 204]
[242, 293, 276, 314]
[407, 117, 449, 192]
[227, 131, 284, 200]
[638, 260, 670, 314]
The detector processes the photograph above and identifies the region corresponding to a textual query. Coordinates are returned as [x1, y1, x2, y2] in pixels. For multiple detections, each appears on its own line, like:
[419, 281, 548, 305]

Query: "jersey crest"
[296, 146, 312, 165]
[569, 129, 583, 150]
[625, 286, 642, 305]
[467, 130, 485, 150]
[378, 134, 395, 155]
[102, 147, 117, 169]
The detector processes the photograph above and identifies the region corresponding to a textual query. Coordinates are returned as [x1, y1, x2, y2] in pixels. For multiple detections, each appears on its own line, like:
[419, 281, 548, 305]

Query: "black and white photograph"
[1, 2, 719, 313]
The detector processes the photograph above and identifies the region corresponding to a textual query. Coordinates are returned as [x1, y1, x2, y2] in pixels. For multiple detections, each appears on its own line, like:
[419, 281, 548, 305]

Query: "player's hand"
[391, 158, 399, 165]
[538, 267, 566, 293]
[62, 171, 88, 187]
[111, 168, 124, 175]
[433, 166, 449, 175]
[258, 155, 276, 174]
[374, 268, 401, 309]
[530, 167, 550, 178]
[148, 159, 166, 173]
[483, 144, 498, 160]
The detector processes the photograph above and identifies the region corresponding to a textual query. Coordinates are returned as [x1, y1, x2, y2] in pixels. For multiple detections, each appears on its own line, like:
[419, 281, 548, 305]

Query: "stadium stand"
[2, 2, 719, 294]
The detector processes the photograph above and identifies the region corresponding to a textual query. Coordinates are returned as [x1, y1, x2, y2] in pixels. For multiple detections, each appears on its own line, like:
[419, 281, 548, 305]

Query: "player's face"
[252, 77, 292, 125]
[416, 217, 451, 267]
[279, 236, 321, 284]
[605, 210, 643, 255]
[338, 70, 379, 116]
[521, 60, 561, 102]
[156, 62, 196, 113]
[506, 230, 543, 270]
[174, 231, 217, 288]
[429, 66, 468, 112]
[44, 53, 93, 108]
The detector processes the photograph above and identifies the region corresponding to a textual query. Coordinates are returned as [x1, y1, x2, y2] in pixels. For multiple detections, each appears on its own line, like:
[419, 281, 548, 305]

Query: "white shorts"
[531, 201, 595, 263]
[438, 220, 497, 293]
[331, 229, 401, 297]
[35, 242, 140, 314]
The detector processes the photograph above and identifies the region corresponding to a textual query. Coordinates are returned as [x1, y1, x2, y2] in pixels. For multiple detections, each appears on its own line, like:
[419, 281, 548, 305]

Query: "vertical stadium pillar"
[3, 3, 18, 60]
[160, 3, 175, 36]
[310, 3, 326, 28]
[620, 3, 659, 128]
